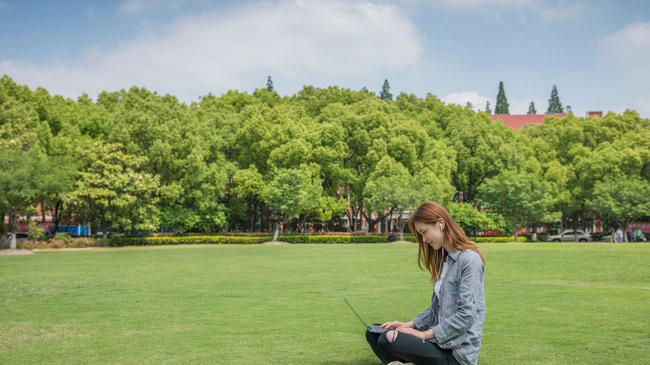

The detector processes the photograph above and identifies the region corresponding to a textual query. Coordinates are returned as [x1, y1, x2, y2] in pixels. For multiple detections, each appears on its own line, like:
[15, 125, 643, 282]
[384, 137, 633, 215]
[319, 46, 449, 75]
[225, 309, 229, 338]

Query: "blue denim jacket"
[411, 249, 485, 365]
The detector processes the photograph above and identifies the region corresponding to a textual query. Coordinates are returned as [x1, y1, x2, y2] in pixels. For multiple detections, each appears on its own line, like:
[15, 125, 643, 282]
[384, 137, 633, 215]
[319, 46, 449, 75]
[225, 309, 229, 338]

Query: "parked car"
[548, 230, 592, 242]
[600, 234, 613, 242]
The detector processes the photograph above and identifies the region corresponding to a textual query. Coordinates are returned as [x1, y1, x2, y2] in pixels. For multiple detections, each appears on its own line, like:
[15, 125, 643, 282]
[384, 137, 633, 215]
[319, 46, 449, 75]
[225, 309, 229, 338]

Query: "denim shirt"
[411, 249, 485, 365]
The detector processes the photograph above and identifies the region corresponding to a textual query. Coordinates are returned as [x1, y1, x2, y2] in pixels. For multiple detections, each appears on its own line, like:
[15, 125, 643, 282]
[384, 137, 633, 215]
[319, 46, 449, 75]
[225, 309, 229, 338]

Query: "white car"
[548, 230, 591, 242]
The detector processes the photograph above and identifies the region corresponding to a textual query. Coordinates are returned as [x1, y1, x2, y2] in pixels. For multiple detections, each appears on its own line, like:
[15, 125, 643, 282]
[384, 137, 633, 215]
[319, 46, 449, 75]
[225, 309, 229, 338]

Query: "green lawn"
[1, 242, 648, 364]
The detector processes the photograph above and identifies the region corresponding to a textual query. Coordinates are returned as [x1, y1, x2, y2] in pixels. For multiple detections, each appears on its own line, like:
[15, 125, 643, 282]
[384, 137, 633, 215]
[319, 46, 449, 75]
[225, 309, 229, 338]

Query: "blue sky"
[1, 0, 649, 116]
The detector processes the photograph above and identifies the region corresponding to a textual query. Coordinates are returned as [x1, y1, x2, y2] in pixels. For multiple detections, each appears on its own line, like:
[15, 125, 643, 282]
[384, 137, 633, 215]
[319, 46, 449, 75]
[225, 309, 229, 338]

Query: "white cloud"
[0, 0, 423, 102]
[118, 0, 195, 14]
[598, 22, 650, 116]
[538, 2, 587, 22]
[432, 0, 587, 21]
[442, 91, 493, 111]
[599, 22, 650, 78]
[436, 0, 534, 10]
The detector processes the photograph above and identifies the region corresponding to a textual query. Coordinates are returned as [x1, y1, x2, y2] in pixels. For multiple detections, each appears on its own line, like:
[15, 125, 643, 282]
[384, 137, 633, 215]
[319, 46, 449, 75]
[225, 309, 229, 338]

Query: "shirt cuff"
[411, 316, 426, 330]
[431, 323, 449, 345]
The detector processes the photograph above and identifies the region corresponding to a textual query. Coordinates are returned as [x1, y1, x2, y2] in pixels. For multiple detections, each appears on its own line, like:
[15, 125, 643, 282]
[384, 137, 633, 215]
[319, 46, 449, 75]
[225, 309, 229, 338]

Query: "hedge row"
[107, 235, 269, 246]
[106, 234, 525, 246]
[472, 236, 527, 243]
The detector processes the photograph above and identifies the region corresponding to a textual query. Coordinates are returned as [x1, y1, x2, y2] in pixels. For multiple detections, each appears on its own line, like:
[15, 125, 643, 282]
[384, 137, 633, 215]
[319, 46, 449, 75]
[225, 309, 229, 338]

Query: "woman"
[366, 201, 486, 365]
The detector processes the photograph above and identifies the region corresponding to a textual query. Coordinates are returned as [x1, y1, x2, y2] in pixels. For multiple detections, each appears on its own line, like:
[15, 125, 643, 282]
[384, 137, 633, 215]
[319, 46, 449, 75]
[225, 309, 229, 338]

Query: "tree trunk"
[397, 212, 405, 241]
[102, 216, 108, 240]
[531, 222, 537, 242]
[52, 200, 63, 238]
[272, 226, 279, 241]
[513, 215, 518, 242]
[9, 214, 17, 249]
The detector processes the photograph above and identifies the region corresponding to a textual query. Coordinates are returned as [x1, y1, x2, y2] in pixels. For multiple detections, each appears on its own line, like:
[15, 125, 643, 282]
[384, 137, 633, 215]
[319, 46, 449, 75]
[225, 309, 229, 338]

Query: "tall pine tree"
[380, 79, 392, 102]
[546, 85, 564, 113]
[527, 101, 537, 114]
[266, 76, 274, 92]
[485, 101, 492, 115]
[495, 81, 509, 114]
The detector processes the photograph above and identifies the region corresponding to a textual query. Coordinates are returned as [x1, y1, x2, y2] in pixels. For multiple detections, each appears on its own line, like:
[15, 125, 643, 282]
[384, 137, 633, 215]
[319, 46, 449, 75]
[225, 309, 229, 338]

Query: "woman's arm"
[432, 252, 484, 348]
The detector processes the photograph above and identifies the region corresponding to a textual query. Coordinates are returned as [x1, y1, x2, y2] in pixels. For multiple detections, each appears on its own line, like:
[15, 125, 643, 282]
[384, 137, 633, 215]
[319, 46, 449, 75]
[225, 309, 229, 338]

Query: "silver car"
[548, 230, 592, 242]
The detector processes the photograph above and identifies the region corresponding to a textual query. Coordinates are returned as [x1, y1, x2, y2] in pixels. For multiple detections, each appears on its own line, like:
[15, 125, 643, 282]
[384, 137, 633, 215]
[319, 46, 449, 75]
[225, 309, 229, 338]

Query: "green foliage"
[380, 79, 392, 102]
[107, 234, 397, 246]
[66, 141, 160, 236]
[546, 85, 564, 113]
[471, 236, 527, 243]
[1, 75, 648, 239]
[108, 235, 268, 246]
[27, 221, 45, 241]
[479, 169, 557, 240]
[447, 202, 506, 235]
[0, 141, 47, 248]
[266, 76, 274, 92]
[53, 233, 72, 241]
[591, 177, 650, 235]
[527, 101, 536, 115]
[495, 81, 509, 114]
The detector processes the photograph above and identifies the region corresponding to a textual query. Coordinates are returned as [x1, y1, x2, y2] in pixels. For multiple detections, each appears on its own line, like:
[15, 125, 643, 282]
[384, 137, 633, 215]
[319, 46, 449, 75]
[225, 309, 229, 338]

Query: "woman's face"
[414, 221, 444, 250]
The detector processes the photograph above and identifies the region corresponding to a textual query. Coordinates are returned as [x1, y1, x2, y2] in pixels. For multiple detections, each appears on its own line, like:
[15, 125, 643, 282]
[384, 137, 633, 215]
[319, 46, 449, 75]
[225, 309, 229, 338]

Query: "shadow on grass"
[319, 361, 377, 365]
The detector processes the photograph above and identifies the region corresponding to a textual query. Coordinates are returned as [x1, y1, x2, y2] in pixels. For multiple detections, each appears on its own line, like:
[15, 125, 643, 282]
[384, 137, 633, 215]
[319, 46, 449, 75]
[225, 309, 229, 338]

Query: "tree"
[479, 170, 557, 242]
[0, 142, 46, 249]
[447, 112, 518, 203]
[231, 165, 267, 232]
[527, 101, 536, 115]
[546, 85, 564, 113]
[447, 203, 505, 236]
[495, 81, 509, 114]
[466, 101, 473, 109]
[67, 141, 160, 238]
[485, 101, 492, 115]
[263, 167, 321, 241]
[266, 76, 274, 92]
[591, 178, 650, 242]
[380, 79, 392, 102]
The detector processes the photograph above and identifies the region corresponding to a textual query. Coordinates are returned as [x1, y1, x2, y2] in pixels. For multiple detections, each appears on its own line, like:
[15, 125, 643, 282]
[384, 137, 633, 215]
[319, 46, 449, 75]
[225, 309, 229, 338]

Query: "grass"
[0, 242, 648, 364]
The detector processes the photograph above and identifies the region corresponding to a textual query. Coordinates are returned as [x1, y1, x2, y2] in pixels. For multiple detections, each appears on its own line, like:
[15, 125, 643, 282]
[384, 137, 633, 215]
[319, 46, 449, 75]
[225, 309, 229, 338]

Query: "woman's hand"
[380, 321, 414, 330]
[396, 327, 435, 342]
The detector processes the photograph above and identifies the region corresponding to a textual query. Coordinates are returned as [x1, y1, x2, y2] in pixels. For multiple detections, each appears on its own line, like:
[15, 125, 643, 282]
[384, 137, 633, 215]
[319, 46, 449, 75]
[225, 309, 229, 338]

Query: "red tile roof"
[490, 114, 566, 130]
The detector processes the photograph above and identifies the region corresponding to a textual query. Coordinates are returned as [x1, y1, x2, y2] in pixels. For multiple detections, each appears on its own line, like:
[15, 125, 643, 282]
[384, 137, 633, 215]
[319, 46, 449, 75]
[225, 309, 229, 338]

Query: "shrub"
[471, 236, 527, 243]
[18, 237, 101, 249]
[53, 233, 72, 242]
[107, 235, 269, 246]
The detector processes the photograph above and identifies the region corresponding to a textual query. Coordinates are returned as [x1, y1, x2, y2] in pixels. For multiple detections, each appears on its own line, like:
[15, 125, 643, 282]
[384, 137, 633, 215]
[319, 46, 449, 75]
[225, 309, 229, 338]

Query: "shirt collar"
[447, 249, 461, 262]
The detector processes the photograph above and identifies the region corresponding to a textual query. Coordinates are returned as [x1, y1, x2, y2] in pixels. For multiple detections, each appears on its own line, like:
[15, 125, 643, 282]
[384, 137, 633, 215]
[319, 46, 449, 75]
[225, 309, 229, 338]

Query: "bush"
[107, 234, 410, 246]
[28, 221, 45, 241]
[107, 235, 269, 246]
[53, 233, 72, 242]
[18, 237, 101, 249]
[471, 236, 527, 243]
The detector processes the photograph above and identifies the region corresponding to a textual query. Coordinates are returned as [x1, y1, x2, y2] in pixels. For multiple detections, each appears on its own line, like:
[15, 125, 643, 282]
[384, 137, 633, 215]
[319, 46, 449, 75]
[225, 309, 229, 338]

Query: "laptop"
[342, 296, 388, 333]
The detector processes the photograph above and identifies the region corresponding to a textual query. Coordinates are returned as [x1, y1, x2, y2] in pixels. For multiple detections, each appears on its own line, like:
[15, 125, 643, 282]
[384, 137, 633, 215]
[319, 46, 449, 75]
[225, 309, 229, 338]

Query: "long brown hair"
[408, 201, 486, 282]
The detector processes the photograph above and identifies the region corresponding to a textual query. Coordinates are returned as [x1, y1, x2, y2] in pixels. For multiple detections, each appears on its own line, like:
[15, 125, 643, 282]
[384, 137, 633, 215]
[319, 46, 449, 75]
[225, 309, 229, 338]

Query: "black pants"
[366, 329, 459, 365]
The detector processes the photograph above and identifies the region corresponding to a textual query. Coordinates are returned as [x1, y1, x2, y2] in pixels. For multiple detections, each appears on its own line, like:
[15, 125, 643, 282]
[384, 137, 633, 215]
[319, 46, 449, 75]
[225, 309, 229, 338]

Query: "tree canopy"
[1, 74, 648, 239]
